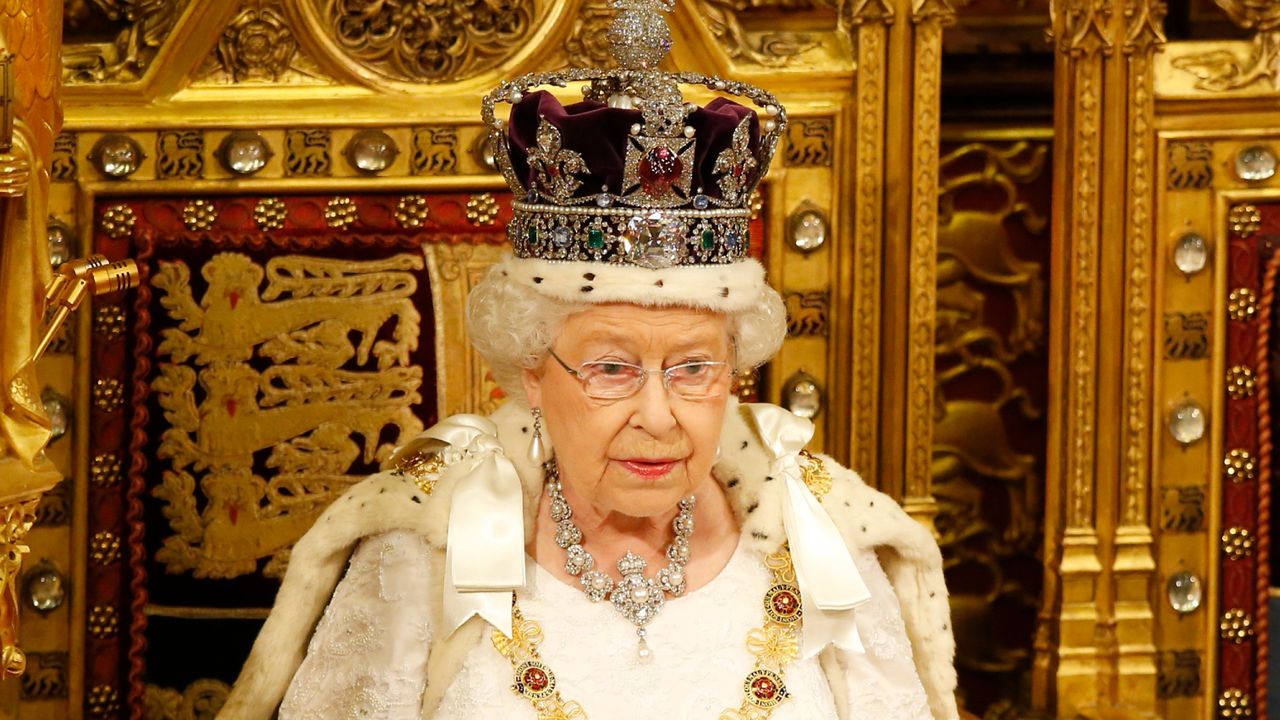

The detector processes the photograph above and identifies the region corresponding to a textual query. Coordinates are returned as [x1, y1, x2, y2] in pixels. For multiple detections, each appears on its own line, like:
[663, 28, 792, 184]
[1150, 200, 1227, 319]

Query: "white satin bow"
[744, 403, 872, 659]
[410, 415, 525, 638]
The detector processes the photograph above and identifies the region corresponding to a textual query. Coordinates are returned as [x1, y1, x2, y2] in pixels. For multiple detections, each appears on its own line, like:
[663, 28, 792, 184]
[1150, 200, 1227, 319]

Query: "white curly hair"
[465, 263, 787, 405]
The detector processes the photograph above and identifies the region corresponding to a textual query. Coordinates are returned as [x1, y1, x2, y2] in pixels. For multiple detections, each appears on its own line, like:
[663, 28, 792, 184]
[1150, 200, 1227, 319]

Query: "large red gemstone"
[772, 591, 798, 615]
[752, 676, 777, 699]
[639, 146, 683, 197]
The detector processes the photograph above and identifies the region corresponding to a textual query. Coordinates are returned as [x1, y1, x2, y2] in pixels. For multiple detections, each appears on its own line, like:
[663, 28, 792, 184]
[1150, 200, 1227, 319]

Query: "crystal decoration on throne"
[481, 0, 787, 270]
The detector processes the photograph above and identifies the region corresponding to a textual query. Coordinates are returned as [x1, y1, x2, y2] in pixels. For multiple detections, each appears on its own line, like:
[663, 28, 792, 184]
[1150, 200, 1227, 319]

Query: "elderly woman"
[220, 3, 956, 718]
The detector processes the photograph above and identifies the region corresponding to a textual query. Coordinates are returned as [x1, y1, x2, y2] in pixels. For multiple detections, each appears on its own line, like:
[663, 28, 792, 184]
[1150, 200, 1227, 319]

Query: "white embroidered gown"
[278, 529, 933, 719]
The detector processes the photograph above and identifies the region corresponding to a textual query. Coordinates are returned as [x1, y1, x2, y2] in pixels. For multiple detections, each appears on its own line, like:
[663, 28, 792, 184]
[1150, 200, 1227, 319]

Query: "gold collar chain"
[491, 548, 804, 720]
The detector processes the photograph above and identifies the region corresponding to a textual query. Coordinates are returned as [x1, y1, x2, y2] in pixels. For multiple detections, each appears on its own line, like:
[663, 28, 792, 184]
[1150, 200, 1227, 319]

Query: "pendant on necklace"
[636, 627, 652, 661]
[611, 552, 665, 658]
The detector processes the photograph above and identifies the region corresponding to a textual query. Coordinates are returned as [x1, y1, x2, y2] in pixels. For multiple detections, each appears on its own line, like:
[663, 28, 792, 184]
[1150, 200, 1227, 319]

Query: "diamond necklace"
[544, 459, 695, 659]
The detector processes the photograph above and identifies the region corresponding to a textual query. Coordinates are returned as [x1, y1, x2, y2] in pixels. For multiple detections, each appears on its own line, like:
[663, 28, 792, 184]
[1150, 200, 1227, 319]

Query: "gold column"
[879, 0, 952, 521]
[902, 0, 953, 528]
[839, 0, 894, 483]
[1040, 0, 1165, 715]
[0, 2, 66, 679]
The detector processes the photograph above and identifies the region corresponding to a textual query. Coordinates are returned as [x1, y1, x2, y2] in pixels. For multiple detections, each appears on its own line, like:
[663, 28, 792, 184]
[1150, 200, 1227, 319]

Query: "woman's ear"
[521, 363, 544, 410]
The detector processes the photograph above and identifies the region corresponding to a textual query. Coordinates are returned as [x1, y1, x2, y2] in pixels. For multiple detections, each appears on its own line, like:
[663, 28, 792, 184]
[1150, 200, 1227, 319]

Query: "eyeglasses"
[548, 348, 733, 400]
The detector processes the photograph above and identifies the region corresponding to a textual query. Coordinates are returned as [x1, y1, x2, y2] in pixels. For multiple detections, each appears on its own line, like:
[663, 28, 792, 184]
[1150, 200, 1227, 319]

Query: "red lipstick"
[618, 459, 679, 478]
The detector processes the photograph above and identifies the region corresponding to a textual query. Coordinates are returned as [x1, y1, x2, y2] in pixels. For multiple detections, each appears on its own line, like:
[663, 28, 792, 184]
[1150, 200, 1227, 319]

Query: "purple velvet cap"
[506, 90, 762, 204]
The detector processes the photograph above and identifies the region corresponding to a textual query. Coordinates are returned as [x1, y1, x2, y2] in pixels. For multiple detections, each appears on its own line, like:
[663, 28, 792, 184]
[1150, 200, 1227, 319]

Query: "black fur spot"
[751, 531, 769, 540]
[522, 426, 528, 434]
[533, 277, 543, 284]
[747, 501, 759, 514]
[581, 286, 593, 292]
[727, 479, 739, 488]
[860, 525, 867, 532]
[764, 476, 775, 482]
[720, 288, 729, 297]
[361, 502, 368, 509]
[379, 488, 386, 494]
[741, 441, 749, 450]
[501, 270, 508, 277]
[411, 496, 422, 504]
[655, 280, 664, 287]
[869, 501, 875, 507]
[929, 592, 936, 598]
[844, 501, 851, 507]
[583, 272, 595, 281]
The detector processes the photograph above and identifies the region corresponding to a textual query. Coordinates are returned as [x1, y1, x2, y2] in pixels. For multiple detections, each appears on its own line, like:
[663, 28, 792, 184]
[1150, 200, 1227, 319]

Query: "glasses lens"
[580, 361, 646, 398]
[666, 362, 726, 398]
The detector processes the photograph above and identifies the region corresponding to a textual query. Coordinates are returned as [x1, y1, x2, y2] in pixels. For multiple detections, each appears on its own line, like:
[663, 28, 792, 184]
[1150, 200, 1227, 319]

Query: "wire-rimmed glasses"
[548, 349, 733, 400]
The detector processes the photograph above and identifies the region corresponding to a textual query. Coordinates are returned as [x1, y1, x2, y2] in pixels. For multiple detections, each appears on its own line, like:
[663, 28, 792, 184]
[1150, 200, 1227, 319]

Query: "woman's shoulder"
[304, 404, 540, 557]
[804, 451, 943, 566]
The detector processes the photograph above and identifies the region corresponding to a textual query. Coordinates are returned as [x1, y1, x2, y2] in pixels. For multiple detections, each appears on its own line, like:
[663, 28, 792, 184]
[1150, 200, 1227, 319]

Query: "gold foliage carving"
[1170, 3, 1278, 93]
[564, 0, 616, 68]
[314, 0, 535, 83]
[62, 0, 187, 84]
[0, 497, 40, 675]
[695, 0, 822, 66]
[1171, 31, 1280, 92]
[149, 252, 426, 579]
[848, 14, 888, 477]
[145, 679, 230, 720]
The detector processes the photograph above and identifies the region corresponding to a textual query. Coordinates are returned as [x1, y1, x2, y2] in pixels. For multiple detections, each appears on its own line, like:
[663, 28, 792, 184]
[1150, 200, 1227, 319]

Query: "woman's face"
[522, 304, 734, 519]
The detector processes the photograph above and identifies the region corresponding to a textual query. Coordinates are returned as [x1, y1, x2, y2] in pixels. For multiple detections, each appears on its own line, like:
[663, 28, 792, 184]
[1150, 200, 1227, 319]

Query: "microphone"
[26, 255, 140, 365]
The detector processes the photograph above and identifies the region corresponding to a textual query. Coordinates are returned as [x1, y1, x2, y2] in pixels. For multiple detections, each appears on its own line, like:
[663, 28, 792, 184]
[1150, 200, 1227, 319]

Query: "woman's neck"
[530, 473, 740, 593]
